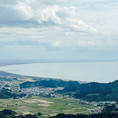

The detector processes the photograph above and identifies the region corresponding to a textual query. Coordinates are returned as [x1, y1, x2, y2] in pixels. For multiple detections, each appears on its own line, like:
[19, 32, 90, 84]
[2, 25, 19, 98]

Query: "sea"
[0, 61, 117, 83]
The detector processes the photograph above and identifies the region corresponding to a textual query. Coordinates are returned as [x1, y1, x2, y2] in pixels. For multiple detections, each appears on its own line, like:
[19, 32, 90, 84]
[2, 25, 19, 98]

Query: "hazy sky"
[0, 0, 117, 60]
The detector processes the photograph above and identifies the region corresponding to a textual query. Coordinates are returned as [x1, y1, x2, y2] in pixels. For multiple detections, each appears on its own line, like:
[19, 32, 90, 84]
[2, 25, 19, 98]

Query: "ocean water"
[0, 61, 117, 83]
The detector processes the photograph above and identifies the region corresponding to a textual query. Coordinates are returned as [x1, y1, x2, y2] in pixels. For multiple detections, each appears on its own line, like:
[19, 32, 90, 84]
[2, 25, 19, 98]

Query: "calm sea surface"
[0, 62, 117, 83]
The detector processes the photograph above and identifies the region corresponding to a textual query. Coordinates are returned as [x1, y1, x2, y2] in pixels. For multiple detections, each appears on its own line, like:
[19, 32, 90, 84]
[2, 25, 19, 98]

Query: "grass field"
[0, 96, 94, 117]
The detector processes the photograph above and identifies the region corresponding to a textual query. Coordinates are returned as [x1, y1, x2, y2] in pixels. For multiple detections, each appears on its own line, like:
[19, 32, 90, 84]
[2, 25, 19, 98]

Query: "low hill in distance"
[0, 71, 118, 102]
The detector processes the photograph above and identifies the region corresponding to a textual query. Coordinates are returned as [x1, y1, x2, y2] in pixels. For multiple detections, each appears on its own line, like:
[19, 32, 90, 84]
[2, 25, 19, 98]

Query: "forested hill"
[0, 70, 117, 102]
[20, 79, 118, 102]
[72, 80, 118, 102]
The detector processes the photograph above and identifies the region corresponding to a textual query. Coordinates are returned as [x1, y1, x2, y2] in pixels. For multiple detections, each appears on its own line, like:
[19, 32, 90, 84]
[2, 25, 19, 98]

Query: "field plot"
[0, 96, 94, 116]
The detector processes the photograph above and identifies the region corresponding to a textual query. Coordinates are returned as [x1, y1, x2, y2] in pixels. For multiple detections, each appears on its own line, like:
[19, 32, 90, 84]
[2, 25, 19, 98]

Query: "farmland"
[0, 96, 94, 117]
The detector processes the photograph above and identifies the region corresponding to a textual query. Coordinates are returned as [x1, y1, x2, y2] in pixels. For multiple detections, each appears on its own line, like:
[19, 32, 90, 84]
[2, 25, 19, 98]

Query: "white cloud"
[66, 18, 97, 32]
[15, 1, 34, 20]
[0, 0, 117, 60]
[37, 6, 62, 24]
[0, 0, 97, 32]
[35, 5, 97, 32]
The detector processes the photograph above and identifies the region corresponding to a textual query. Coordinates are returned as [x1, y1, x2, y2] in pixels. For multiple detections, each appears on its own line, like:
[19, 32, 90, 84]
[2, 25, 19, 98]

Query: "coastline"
[0, 60, 117, 83]
[0, 59, 117, 67]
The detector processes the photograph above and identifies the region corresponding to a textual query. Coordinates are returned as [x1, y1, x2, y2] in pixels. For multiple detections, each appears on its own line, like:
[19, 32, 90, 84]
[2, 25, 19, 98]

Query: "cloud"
[15, 1, 34, 20]
[0, 0, 117, 61]
[0, 27, 115, 52]
[0, 0, 97, 32]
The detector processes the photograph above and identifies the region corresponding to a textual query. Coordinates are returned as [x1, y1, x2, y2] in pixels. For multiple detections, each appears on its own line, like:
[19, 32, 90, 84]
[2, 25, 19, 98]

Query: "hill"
[0, 71, 118, 102]
[20, 79, 118, 102]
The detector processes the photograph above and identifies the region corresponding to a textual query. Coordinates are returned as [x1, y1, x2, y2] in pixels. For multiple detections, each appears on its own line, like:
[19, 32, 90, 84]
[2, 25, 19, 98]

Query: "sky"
[0, 0, 117, 61]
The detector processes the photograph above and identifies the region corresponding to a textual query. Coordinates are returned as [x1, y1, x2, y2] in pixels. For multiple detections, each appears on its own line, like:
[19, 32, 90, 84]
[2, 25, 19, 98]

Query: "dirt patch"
[22, 112, 32, 115]
[23, 99, 53, 104]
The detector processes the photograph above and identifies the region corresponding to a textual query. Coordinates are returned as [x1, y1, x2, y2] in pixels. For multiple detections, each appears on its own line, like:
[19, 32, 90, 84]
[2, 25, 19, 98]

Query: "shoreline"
[0, 61, 117, 84]
[0, 59, 117, 67]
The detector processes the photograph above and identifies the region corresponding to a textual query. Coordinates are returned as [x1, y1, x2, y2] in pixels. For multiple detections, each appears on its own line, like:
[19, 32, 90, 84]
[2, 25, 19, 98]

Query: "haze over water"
[0, 61, 117, 83]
